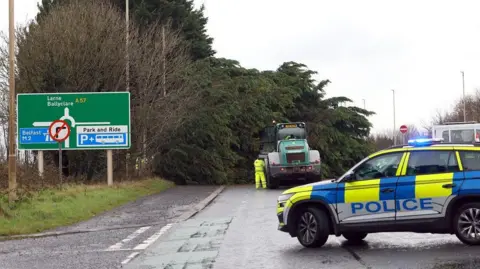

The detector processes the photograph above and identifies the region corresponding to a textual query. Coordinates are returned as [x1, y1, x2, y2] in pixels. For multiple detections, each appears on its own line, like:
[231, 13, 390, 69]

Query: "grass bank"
[0, 178, 174, 236]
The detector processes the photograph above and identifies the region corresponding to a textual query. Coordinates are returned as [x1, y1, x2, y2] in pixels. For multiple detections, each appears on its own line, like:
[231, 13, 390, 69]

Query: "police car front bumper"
[277, 213, 289, 232]
[277, 193, 294, 233]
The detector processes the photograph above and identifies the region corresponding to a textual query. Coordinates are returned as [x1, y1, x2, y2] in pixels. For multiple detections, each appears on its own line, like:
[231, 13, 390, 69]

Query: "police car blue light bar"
[407, 138, 444, 146]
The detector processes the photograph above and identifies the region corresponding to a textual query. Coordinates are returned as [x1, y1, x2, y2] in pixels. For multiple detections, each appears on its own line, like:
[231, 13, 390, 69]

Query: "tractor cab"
[276, 123, 307, 141]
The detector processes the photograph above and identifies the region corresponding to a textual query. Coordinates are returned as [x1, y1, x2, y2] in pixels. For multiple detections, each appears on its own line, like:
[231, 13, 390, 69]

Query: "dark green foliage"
[36, 0, 57, 22]
[129, 0, 215, 60]
[153, 59, 376, 184]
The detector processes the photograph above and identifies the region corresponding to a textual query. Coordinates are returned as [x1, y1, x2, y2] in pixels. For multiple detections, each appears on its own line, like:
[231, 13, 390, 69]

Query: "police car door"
[337, 151, 405, 223]
[395, 148, 461, 220]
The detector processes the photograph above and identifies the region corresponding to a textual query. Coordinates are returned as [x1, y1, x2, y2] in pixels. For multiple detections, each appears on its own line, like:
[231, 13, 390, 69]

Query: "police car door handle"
[380, 188, 394, 193]
[442, 183, 456, 189]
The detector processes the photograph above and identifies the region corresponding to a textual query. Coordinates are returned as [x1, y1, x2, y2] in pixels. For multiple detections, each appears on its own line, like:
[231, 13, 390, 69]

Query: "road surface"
[126, 185, 480, 269]
[0, 185, 219, 269]
[1, 185, 480, 269]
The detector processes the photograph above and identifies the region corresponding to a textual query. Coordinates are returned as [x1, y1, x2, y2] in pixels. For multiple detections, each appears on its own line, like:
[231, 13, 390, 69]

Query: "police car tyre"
[453, 202, 480, 246]
[342, 232, 368, 242]
[296, 207, 329, 248]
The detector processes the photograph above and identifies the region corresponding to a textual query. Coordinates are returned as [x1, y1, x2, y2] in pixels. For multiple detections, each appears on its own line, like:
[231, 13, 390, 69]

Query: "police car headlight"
[278, 193, 294, 203]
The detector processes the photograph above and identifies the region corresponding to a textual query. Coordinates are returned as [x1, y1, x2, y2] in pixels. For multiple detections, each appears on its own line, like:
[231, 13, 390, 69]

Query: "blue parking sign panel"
[76, 125, 128, 147]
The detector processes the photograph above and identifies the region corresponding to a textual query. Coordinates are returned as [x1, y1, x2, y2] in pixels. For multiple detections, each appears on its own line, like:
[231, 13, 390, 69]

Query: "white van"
[432, 121, 480, 143]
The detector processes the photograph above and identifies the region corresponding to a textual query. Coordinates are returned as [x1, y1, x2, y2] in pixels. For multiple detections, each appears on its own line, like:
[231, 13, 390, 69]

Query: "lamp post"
[461, 71, 466, 122]
[124, 0, 130, 179]
[126, 0, 129, 92]
[392, 89, 396, 145]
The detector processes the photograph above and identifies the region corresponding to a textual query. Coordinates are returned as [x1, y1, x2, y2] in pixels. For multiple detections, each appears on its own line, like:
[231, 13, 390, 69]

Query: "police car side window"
[405, 151, 459, 176]
[352, 152, 404, 181]
[458, 151, 480, 171]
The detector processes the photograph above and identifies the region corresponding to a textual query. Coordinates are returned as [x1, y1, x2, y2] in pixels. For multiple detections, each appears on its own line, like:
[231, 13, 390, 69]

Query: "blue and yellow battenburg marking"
[279, 175, 461, 217]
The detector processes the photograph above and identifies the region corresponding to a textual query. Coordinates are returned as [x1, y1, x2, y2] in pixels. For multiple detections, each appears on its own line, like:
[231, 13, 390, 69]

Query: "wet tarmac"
[0, 185, 219, 269]
[126, 185, 480, 269]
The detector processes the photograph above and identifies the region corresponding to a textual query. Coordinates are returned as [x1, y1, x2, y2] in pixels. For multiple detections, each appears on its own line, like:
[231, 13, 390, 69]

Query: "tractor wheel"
[266, 172, 279, 189]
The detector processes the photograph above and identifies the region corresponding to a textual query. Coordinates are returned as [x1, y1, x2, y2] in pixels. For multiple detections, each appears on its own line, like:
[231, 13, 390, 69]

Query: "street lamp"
[126, 0, 129, 92]
[392, 89, 396, 145]
[462, 71, 465, 121]
[362, 99, 366, 110]
[124, 0, 130, 178]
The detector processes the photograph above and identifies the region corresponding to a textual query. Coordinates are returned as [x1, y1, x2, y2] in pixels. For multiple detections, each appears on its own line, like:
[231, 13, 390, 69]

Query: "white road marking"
[121, 252, 140, 265]
[133, 223, 173, 250]
[106, 226, 151, 251]
[100, 248, 133, 252]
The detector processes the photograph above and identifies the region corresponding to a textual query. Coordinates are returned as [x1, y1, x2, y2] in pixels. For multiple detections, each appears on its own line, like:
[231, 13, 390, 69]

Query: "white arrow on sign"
[32, 107, 111, 148]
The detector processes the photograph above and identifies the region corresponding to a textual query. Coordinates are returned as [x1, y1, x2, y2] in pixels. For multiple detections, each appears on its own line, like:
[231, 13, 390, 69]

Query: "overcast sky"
[2, 0, 480, 134]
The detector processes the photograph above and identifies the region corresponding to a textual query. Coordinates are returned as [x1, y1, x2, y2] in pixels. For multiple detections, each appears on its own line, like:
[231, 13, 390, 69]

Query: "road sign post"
[400, 125, 408, 144]
[107, 150, 113, 186]
[38, 150, 44, 177]
[58, 143, 62, 185]
[49, 120, 70, 185]
[17, 92, 130, 186]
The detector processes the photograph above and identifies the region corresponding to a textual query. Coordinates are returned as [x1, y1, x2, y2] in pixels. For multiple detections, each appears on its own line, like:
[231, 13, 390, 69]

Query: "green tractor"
[258, 122, 321, 189]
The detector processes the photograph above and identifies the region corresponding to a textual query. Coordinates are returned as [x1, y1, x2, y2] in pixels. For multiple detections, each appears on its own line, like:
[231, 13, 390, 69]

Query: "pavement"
[2, 184, 480, 269]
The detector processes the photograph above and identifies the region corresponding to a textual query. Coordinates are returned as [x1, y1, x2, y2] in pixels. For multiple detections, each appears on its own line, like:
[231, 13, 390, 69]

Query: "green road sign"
[17, 92, 131, 150]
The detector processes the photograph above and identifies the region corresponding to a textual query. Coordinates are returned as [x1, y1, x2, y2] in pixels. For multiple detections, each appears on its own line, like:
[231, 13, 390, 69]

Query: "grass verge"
[0, 178, 174, 236]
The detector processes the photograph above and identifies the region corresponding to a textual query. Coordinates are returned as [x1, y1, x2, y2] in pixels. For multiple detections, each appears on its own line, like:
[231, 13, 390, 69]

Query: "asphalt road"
[126, 185, 480, 269]
[0, 185, 219, 269]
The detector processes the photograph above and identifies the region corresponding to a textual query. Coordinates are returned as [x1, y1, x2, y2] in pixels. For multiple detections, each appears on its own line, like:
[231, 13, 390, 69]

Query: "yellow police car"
[277, 138, 480, 248]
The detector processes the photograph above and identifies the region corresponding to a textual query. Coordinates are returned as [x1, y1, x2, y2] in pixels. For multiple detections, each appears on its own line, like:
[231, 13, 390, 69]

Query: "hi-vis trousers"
[255, 171, 266, 189]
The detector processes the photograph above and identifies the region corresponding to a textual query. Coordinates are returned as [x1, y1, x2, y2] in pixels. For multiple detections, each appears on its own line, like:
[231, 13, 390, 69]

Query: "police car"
[276, 138, 480, 248]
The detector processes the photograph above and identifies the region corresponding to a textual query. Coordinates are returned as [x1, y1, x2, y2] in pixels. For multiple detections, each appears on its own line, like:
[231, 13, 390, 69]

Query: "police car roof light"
[407, 138, 444, 147]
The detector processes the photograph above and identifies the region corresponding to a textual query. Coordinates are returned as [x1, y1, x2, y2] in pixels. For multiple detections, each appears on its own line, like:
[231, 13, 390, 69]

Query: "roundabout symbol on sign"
[48, 120, 71, 142]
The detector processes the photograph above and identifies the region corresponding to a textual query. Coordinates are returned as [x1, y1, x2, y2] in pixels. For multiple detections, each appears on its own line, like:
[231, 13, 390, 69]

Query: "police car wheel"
[296, 207, 329, 248]
[454, 203, 480, 245]
[342, 232, 368, 243]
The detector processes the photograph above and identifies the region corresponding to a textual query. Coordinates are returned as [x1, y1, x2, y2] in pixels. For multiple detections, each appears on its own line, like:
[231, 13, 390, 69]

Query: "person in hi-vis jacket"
[254, 158, 266, 189]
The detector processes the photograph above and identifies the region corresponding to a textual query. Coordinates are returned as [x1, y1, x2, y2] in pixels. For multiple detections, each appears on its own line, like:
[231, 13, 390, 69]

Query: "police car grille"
[286, 153, 305, 163]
